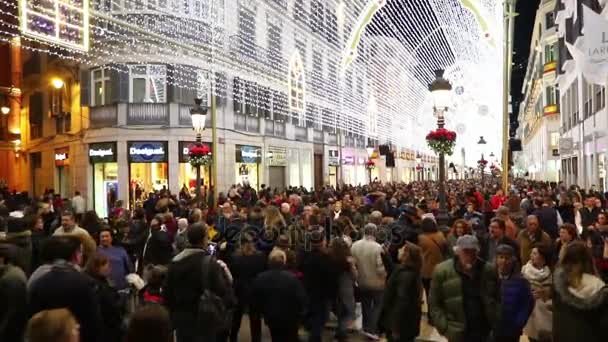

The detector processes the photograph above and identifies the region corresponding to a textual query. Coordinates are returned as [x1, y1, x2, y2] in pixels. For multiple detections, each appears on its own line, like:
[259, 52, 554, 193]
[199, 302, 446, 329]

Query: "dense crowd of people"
[0, 178, 607, 342]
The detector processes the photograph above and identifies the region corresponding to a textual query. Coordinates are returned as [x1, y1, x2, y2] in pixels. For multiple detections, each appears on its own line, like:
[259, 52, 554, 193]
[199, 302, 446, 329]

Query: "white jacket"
[351, 237, 386, 290]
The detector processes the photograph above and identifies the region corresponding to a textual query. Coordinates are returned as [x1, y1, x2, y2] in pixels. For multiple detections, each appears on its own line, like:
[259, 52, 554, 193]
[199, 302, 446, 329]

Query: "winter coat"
[517, 229, 553, 265]
[251, 267, 307, 325]
[0, 264, 27, 342]
[229, 252, 267, 306]
[552, 268, 608, 342]
[379, 265, 422, 340]
[28, 262, 103, 342]
[142, 228, 173, 267]
[521, 262, 553, 340]
[533, 206, 560, 239]
[90, 274, 124, 342]
[351, 237, 387, 290]
[418, 231, 448, 279]
[298, 249, 339, 304]
[494, 273, 535, 338]
[429, 258, 499, 342]
[164, 248, 235, 339]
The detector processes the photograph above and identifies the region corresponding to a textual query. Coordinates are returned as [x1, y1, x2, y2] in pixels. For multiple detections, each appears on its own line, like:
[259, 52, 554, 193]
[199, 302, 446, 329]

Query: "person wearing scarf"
[521, 246, 553, 342]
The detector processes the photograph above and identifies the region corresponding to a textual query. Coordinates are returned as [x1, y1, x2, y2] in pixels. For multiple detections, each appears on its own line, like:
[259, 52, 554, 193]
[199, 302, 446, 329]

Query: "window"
[550, 132, 559, 148]
[238, 9, 256, 60]
[325, 8, 338, 45]
[368, 95, 378, 137]
[129, 64, 166, 103]
[293, 0, 307, 24]
[272, 90, 287, 122]
[544, 44, 556, 63]
[29, 92, 43, 139]
[595, 85, 606, 112]
[310, 0, 324, 34]
[312, 51, 323, 93]
[546, 86, 555, 105]
[546, 12, 555, 29]
[288, 51, 306, 121]
[91, 68, 111, 106]
[295, 39, 306, 67]
[268, 24, 282, 67]
[233, 77, 243, 113]
[56, 113, 71, 134]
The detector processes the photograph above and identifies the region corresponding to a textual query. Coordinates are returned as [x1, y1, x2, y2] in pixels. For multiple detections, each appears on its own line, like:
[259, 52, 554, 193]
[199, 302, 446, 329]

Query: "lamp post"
[429, 69, 452, 228]
[478, 136, 487, 187]
[416, 153, 422, 181]
[190, 98, 208, 208]
[366, 141, 374, 184]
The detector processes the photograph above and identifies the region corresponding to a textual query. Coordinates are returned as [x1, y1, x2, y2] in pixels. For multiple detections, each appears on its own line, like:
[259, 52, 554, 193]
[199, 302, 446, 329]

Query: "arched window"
[288, 51, 306, 123]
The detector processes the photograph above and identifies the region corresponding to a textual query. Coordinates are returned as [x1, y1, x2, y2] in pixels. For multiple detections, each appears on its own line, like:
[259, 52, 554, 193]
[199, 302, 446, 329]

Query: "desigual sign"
[128, 142, 168, 163]
[89, 142, 117, 163]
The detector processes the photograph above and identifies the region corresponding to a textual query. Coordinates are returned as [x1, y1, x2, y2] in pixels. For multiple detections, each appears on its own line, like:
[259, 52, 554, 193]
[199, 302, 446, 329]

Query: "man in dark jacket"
[430, 235, 499, 342]
[28, 235, 103, 342]
[580, 196, 601, 230]
[164, 223, 234, 342]
[493, 244, 534, 342]
[0, 243, 27, 342]
[252, 249, 307, 342]
[532, 197, 561, 239]
[298, 228, 338, 342]
[484, 218, 520, 265]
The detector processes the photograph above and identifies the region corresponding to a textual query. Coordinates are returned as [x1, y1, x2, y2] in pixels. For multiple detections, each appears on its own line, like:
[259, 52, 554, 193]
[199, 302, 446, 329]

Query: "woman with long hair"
[555, 223, 579, 263]
[84, 253, 124, 342]
[228, 232, 266, 342]
[25, 309, 80, 342]
[380, 242, 423, 342]
[264, 205, 287, 231]
[522, 245, 553, 342]
[553, 241, 608, 342]
[329, 237, 358, 342]
[446, 219, 471, 256]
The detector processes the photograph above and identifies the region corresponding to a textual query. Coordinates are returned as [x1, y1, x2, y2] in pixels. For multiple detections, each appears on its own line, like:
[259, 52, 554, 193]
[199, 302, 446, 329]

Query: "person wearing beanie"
[429, 234, 498, 342]
[493, 244, 535, 342]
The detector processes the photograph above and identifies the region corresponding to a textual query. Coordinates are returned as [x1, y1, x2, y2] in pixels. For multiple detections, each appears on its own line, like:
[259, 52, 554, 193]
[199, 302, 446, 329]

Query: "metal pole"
[502, 0, 516, 194]
[481, 154, 485, 188]
[196, 133, 202, 208]
[211, 94, 218, 207]
[437, 112, 448, 227]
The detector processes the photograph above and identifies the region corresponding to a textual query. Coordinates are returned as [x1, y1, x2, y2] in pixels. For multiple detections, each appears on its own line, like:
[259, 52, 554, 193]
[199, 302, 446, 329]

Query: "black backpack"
[197, 255, 232, 332]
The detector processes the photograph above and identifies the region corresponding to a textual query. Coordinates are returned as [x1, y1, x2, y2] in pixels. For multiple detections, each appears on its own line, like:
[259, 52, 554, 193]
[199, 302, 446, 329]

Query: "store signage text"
[328, 149, 340, 166]
[89, 142, 117, 163]
[55, 153, 68, 161]
[130, 147, 165, 156]
[128, 142, 168, 163]
[89, 149, 114, 157]
[236, 145, 261, 164]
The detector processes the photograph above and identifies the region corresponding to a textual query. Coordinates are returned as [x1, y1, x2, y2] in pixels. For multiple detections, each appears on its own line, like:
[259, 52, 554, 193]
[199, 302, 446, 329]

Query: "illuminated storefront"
[235, 145, 261, 190]
[328, 149, 340, 187]
[54, 147, 70, 197]
[128, 141, 168, 206]
[178, 141, 212, 191]
[89, 142, 117, 217]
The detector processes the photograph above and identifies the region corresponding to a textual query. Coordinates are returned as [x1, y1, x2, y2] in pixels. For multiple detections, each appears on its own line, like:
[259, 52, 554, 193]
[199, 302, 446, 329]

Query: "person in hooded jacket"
[552, 241, 608, 342]
[380, 242, 423, 342]
[142, 215, 173, 268]
[492, 244, 535, 342]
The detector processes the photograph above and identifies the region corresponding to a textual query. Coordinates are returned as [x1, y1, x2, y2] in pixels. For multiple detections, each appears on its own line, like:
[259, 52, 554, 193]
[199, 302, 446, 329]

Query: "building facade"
[516, 0, 561, 182]
[555, 0, 608, 190]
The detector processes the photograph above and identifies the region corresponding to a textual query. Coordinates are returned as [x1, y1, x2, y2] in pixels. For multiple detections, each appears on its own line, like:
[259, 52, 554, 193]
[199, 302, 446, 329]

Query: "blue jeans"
[359, 288, 384, 335]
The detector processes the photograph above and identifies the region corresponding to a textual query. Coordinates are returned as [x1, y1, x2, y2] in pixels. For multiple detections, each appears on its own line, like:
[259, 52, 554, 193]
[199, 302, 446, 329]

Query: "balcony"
[234, 113, 260, 133]
[264, 119, 286, 137]
[544, 104, 559, 116]
[90, 105, 118, 128]
[127, 103, 169, 125]
[313, 129, 323, 143]
[295, 126, 308, 141]
[543, 61, 557, 74]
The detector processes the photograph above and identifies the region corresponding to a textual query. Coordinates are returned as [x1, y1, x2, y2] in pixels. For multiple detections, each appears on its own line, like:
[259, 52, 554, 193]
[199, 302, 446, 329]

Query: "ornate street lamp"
[478, 136, 487, 187]
[190, 98, 208, 208]
[366, 141, 374, 184]
[429, 69, 452, 228]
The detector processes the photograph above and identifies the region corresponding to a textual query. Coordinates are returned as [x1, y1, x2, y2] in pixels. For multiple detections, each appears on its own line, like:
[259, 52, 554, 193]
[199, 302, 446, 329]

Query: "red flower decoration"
[426, 128, 457, 156]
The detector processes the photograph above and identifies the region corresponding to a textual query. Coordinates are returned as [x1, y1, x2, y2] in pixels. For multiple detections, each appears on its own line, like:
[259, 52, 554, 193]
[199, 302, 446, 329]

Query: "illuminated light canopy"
[1, 0, 504, 158]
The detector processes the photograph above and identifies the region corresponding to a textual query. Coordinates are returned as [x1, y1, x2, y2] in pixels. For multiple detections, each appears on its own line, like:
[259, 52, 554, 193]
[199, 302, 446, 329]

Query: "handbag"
[197, 255, 232, 332]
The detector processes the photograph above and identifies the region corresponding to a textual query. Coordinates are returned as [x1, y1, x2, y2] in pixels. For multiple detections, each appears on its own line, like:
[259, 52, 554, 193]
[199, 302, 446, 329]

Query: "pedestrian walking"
[522, 245, 553, 342]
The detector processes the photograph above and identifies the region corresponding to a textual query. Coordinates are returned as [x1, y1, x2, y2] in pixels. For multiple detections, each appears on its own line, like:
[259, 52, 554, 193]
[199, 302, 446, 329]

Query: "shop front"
[236, 145, 261, 190]
[178, 141, 212, 192]
[54, 147, 70, 198]
[89, 142, 118, 218]
[267, 146, 287, 191]
[128, 141, 168, 206]
[342, 154, 356, 185]
[328, 149, 340, 187]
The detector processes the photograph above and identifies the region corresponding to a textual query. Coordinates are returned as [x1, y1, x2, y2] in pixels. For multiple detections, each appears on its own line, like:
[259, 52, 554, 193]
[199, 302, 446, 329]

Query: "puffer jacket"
[494, 272, 535, 338]
[429, 258, 499, 342]
[552, 267, 608, 342]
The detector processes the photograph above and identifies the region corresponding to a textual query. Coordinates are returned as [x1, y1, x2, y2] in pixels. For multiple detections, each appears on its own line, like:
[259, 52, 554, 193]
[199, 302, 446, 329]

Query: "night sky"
[511, 0, 542, 135]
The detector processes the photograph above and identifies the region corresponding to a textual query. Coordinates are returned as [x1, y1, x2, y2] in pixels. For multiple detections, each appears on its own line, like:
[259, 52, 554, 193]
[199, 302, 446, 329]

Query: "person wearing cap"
[429, 234, 499, 342]
[493, 244, 534, 342]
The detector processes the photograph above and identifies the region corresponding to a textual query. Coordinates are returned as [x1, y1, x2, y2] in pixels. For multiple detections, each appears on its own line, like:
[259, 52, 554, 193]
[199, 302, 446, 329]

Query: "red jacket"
[490, 195, 506, 211]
